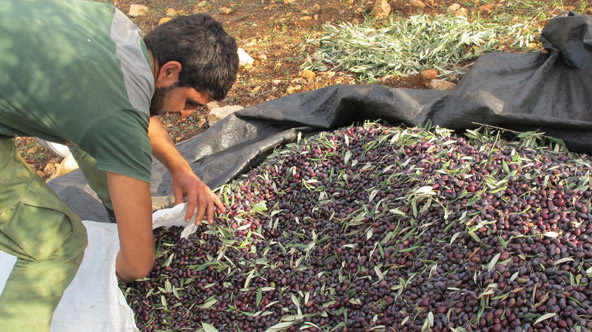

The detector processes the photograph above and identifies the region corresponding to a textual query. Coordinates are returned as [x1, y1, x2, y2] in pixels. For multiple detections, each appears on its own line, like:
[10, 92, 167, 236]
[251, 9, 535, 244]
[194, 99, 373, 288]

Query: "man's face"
[150, 82, 212, 117]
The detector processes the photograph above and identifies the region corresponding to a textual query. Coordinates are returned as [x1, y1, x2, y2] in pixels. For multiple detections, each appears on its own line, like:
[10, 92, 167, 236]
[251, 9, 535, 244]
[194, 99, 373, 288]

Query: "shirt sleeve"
[77, 109, 152, 183]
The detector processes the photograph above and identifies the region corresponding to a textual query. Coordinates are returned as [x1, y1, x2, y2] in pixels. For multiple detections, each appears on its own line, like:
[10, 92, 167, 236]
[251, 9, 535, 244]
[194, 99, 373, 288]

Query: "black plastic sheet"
[49, 13, 592, 221]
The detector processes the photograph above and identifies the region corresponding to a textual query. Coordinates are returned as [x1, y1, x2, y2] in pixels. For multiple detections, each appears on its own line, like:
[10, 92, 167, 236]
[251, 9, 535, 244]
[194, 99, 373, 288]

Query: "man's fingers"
[185, 188, 199, 223]
[176, 181, 222, 224]
[208, 188, 226, 213]
[173, 187, 185, 206]
[194, 195, 207, 225]
[206, 200, 215, 224]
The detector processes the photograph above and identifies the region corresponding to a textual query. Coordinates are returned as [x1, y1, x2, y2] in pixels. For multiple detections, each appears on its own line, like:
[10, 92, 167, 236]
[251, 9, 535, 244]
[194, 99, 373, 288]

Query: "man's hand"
[171, 166, 226, 224]
[148, 116, 225, 224]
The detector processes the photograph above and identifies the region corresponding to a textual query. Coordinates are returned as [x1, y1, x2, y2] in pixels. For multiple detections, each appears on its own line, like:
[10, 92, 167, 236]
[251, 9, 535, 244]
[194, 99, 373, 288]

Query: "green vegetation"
[302, 0, 590, 82]
[303, 15, 505, 81]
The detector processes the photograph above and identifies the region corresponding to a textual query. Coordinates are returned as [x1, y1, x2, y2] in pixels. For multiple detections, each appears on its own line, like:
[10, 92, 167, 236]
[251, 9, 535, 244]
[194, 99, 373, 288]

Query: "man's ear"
[155, 61, 182, 87]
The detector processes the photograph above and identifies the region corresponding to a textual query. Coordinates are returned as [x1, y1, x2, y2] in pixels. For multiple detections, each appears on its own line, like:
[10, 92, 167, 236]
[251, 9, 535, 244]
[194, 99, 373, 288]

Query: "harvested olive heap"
[122, 122, 592, 332]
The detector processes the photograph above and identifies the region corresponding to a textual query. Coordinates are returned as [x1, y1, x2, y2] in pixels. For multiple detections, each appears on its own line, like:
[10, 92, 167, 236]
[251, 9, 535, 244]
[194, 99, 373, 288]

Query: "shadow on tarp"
[49, 13, 592, 221]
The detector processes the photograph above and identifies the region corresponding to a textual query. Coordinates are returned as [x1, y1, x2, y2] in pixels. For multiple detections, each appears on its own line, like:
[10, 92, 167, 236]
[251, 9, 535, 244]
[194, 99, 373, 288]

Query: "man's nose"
[180, 109, 194, 119]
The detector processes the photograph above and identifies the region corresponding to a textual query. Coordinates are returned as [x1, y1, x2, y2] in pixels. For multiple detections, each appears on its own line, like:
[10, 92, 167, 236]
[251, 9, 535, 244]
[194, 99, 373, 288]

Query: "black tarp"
[49, 13, 592, 221]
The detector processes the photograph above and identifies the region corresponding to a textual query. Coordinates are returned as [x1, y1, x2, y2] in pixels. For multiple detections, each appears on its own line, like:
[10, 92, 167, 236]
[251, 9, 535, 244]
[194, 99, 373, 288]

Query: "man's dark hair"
[144, 14, 239, 101]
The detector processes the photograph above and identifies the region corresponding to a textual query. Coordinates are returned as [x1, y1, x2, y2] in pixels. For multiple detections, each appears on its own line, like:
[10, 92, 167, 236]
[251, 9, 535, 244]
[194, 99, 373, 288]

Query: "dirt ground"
[16, 0, 590, 180]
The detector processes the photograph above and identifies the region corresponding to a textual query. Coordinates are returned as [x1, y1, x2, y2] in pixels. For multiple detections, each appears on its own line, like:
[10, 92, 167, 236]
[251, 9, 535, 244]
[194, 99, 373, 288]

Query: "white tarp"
[0, 203, 194, 332]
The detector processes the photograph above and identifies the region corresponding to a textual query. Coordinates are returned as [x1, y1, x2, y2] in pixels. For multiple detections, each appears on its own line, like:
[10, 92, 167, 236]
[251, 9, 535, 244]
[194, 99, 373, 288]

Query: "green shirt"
[0, 0, 154, 183]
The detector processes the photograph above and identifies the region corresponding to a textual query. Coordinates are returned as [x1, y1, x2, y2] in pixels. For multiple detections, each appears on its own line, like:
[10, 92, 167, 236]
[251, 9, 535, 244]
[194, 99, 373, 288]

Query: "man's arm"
[148, 116, 225, 223]
[106, 172, 154, 282]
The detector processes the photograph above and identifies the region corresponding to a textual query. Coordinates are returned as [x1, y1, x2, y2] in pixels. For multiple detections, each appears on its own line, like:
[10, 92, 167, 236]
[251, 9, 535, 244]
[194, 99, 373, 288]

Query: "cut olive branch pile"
[122, 122, 592, 332]
[302, 14, 540, 81]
